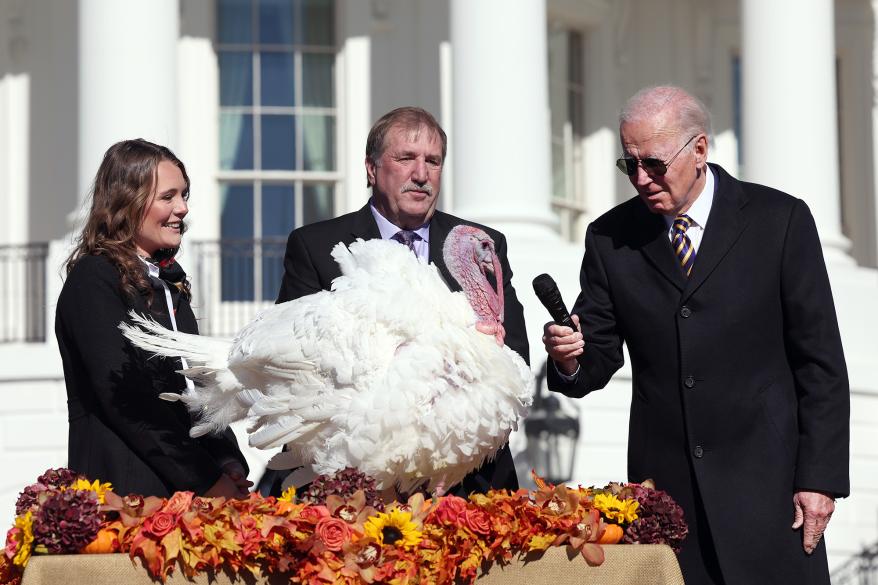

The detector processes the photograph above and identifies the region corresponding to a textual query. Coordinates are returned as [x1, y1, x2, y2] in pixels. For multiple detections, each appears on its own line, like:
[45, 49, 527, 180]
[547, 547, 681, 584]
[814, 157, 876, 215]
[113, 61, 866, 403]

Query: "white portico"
[0, 0, 875, 574]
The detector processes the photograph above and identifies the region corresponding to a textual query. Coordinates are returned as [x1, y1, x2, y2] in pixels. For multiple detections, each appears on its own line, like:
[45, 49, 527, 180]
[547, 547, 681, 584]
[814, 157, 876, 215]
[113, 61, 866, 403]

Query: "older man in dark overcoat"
[543, 86, 849, 584]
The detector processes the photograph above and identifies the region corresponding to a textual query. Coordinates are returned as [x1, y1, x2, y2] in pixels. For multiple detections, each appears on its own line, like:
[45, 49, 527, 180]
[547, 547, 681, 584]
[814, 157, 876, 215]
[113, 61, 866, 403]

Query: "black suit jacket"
[548, 164, 849, 585]
[275, 205, 530, 495]
[56, 255, 248, 497]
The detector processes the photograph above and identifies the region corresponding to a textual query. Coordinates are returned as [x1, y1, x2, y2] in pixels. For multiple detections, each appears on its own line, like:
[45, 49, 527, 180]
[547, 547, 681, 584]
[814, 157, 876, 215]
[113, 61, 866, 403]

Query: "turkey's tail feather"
[119, 311, 249, 436]
[120, 311, 231, 367]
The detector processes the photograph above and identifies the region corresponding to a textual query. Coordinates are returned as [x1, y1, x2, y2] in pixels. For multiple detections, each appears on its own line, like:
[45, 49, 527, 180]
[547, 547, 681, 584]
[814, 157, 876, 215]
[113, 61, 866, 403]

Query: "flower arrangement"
[1, 467, 687, 585]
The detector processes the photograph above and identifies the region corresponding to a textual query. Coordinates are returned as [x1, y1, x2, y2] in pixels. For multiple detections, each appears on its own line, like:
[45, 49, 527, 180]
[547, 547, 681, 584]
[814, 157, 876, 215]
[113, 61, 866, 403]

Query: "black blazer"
[548, 164, 849, 585]
[275, 205, 530, 495]
[56, 255, 248, 497]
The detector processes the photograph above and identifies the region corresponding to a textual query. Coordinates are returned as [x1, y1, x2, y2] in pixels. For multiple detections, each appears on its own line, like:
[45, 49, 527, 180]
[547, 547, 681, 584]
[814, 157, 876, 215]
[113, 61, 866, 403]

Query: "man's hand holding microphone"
[533, 274, 585, 376]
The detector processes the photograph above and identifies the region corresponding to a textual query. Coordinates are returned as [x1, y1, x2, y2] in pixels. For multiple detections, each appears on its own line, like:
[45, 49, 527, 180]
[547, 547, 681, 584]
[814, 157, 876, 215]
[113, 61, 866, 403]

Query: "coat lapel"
[682, 164, 750, 301]
[348, 204, 383, 242]
[637, 205, 688, 291]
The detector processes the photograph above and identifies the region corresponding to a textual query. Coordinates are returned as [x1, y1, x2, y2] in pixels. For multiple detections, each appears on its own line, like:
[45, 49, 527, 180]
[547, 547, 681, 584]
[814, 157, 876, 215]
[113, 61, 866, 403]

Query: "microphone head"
[532, 273, 557, 297]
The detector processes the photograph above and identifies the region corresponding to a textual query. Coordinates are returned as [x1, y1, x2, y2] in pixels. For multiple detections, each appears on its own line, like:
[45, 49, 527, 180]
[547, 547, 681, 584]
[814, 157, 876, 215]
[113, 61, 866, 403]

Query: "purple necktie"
[672, 215, 696, 277]
[393, 230, 419, 253]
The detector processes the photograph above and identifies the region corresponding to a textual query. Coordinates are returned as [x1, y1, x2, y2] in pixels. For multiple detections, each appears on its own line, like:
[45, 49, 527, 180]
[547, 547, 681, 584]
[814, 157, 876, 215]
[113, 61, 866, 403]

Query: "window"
[732, 54, 743, 168]
[217, 0, 337, 301]
[547, 27, 586, 240]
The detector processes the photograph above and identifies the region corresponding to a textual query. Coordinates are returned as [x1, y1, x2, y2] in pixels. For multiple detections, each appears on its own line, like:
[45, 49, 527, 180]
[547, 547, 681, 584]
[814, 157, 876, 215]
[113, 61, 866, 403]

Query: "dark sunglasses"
[615, 134, 698, 176]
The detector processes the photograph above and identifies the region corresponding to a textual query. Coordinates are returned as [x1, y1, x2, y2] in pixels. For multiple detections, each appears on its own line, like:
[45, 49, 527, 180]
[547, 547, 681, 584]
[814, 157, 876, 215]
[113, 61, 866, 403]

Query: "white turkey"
[120, 225, 533, 496]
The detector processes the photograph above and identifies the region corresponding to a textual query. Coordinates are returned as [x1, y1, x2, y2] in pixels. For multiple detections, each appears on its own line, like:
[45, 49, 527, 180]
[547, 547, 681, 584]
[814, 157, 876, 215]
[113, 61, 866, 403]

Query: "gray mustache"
[401, 183, 433, 195]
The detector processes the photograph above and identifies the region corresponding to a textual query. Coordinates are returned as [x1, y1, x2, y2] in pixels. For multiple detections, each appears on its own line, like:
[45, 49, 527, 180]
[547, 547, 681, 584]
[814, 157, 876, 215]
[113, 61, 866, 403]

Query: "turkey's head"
[442, 225, 506, 345]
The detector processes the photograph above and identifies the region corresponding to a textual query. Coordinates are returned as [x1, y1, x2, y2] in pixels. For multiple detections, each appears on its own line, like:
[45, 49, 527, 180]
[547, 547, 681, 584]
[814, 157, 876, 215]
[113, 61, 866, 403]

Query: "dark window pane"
[551, 139, 566, 200]
[218, 0, 252, 44]
[302, 53, 334, 107]
[219, 52, 253, 106]
[262, 185, 296, 236]
[260, 52, 295, 106]
[302, 0, 334, 46]
[568, 31, 583, 86]
[301, 114, 334, 171]
[569, 88, 583, 138]
[220, 184, 255, 301]
[261, 185, 295, 300]
[259, 0, 294, 44]
[732, 55, 743, 165]
[220, 113, 254, 170]
[302, 183, 334, 225]
[261, 114, 296, 170]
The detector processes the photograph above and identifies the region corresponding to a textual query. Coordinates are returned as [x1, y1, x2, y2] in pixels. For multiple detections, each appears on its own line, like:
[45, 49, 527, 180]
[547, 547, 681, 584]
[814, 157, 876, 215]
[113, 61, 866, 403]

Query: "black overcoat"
[275, 205, 530, 495]
[56, 255, 248, 497]
[548, 164, 849, 584]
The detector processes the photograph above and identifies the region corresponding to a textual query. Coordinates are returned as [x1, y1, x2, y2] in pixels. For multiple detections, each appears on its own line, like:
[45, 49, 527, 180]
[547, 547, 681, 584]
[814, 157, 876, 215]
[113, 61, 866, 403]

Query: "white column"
[872, 0, 878, 267]
[338, 0, 372, 215]
[450, 0, 557, 237]
[741, 0, 851, 263]
[177, 0, 220, 242]
[0, 74, 29, 246]
[0, 0, 29, 245]
[77, 0, 179, 208]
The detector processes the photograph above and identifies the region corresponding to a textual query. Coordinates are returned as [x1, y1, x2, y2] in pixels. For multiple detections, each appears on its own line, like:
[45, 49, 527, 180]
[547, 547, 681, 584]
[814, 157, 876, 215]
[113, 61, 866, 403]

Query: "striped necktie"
[393, 229, 419, 253]
[672, 215, 696, 277]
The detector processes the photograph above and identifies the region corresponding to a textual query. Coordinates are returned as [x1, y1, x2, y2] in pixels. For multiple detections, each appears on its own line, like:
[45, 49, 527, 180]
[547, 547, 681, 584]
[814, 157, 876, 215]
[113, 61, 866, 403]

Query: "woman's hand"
[222, 460, 254, 495]
[205, 471, 251, 499]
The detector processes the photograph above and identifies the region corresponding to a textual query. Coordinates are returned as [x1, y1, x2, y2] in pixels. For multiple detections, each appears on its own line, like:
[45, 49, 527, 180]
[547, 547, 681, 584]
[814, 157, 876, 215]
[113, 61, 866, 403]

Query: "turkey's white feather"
[121, 238, 533, 493]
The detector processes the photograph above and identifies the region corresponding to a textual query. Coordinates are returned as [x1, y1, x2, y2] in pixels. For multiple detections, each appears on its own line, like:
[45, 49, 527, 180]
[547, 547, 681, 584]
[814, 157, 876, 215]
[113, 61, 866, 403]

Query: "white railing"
[186, 237, 288, 337]
[0, 243, 49, 343]
[831, 541, 878, 584]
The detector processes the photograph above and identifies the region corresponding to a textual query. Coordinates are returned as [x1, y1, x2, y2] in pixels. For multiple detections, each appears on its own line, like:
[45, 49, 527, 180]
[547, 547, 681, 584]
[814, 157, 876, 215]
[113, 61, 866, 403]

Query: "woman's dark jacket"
[56, 254, 247, 497]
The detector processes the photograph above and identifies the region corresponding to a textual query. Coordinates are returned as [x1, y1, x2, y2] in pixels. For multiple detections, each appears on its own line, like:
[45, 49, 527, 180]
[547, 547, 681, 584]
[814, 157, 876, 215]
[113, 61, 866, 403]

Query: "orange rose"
[163, 491, 193, 517]
[462, 508, 491, 535]
[299, 505, 330, 524]
[143, 511, 177, 538]
[428, 496, 467, 525]
[315, 517, 351, 551]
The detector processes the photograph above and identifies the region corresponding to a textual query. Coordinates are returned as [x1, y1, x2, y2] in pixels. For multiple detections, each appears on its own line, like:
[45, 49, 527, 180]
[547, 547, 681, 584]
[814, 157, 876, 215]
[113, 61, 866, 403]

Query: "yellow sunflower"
[11, 511, 34, 567]
[279, 486, 297, 502]
[363, 508, 422, 548]
[593, 493, 639, 524]
[64, 478, 113, 504]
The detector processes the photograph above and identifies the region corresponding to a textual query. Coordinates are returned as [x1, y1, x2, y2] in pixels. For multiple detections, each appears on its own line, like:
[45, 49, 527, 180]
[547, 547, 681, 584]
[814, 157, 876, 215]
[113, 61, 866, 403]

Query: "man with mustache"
[265, 106, 529, 496]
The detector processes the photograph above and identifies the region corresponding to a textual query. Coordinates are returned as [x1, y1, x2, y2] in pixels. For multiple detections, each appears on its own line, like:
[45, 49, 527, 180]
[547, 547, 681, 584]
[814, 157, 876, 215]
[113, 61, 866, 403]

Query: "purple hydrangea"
[31, 489, 101, 554]
[299, 468, 385, 511]
[15, 468, 81, 515]
[15, 483, 47, 516]
[35, 468, 80, 490]
[622, 484, 689, 553]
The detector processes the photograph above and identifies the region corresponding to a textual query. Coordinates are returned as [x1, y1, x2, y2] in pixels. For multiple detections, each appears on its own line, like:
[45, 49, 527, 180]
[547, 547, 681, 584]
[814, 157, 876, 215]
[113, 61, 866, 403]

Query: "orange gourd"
[82, 528, 118, 554]
[597, 523, 624, 544]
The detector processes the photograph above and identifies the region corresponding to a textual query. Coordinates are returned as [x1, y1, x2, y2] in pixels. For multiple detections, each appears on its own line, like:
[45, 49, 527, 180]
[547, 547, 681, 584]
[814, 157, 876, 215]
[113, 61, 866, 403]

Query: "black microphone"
[532, 273, 576, 330]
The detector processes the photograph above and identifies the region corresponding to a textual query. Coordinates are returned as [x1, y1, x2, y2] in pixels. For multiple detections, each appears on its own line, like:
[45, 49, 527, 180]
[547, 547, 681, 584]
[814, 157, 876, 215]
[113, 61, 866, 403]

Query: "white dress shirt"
[140, 257, 194, 392]
[663, 165, 715, 251]
[369, 201, 430, 262]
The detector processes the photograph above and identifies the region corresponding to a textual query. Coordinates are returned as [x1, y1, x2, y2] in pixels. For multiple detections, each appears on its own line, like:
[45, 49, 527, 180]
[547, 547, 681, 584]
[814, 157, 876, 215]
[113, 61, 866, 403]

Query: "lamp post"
[524, 360, 581, 485]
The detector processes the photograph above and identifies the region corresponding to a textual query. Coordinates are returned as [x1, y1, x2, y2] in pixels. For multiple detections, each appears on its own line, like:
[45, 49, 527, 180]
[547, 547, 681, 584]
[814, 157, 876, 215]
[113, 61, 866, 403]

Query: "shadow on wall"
[0, 0, 80, 244]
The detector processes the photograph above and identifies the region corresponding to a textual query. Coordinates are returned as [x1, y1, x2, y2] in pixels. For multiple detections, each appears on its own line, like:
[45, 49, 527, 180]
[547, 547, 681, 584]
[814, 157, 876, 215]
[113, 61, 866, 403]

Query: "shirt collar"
[139, 256, 161, 279]
[369, 200, 430, 243]
[664, 165, 715, 229]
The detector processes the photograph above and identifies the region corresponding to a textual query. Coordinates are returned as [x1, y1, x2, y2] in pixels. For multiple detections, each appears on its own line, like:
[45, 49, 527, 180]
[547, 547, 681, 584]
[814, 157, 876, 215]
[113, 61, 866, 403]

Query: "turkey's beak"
[476, 239, 496, 276]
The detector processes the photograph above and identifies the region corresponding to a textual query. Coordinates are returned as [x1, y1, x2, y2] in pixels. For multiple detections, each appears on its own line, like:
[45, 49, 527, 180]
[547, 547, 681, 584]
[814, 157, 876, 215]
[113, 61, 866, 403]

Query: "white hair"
[619, 85, 712, 141]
